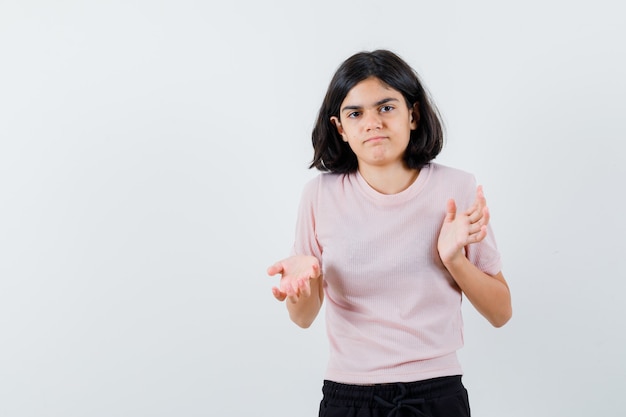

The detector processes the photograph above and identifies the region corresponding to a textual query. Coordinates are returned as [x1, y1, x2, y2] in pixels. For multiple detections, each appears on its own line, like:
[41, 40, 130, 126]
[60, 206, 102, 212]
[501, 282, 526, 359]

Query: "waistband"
[322, 375, 464, 407]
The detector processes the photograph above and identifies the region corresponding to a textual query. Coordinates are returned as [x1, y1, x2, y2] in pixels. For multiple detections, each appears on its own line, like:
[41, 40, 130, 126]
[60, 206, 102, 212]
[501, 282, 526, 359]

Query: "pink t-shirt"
[292, 163, 502, 384]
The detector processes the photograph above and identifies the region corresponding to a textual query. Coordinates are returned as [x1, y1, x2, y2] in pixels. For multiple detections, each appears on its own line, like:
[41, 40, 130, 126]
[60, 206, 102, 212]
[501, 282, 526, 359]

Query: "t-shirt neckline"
[353, 163, 432, 205]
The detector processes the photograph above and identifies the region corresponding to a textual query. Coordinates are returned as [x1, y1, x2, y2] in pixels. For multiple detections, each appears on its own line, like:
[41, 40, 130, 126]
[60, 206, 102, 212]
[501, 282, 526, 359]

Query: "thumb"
[310, 262, 320, 278]
[267, 262, 284, 277]
[445, 198, 457, 222]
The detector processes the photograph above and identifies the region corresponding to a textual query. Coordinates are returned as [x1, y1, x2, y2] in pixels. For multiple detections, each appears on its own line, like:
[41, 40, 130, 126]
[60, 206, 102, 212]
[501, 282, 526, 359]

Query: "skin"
[332, 77, 419, 195]
[268, 76, 512, 329]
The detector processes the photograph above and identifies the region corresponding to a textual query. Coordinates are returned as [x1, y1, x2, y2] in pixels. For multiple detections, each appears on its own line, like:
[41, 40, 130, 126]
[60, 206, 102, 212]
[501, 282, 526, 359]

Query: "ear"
[330, 116, 348, 141]
[410, 102, 420, 130]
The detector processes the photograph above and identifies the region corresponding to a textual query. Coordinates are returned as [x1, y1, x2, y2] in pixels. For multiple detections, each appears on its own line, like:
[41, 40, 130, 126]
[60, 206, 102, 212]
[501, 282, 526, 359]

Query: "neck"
[357, 164, 420, 195]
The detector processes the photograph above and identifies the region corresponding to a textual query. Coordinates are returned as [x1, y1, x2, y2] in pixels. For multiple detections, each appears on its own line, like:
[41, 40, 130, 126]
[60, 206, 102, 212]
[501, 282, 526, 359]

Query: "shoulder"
[429, 162, 474, 178]
[428, 162, 477, 186]
[300, 172, 345, 200]
[426, 163, 478, 205]
[302, 172, 345, 191]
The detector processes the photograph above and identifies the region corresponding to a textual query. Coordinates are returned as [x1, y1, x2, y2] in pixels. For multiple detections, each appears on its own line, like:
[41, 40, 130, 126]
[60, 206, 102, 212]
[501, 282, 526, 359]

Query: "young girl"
[267, 49, 512, 417]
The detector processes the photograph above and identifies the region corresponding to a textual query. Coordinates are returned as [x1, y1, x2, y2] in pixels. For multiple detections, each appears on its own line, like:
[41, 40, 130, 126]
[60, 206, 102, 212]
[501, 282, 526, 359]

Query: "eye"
[380, 105, 394, 113]
[347, 111, 361, 118]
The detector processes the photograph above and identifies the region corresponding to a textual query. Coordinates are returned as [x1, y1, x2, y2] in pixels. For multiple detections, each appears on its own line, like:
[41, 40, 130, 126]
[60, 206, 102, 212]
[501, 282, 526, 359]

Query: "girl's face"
[331, 77, 418, 171]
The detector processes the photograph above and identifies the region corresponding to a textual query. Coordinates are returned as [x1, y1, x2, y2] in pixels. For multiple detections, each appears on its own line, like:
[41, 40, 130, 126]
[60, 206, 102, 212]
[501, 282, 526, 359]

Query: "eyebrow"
[341, 97, 399, 113]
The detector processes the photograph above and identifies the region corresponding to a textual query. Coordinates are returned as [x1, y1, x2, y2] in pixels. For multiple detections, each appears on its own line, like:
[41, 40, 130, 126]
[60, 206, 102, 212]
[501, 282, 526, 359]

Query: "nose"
[363, 110, 382, 131]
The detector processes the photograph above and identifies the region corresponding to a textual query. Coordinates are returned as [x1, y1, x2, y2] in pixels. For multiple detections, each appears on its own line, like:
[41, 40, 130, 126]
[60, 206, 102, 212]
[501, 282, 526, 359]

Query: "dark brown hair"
[310, 50, 444, 173]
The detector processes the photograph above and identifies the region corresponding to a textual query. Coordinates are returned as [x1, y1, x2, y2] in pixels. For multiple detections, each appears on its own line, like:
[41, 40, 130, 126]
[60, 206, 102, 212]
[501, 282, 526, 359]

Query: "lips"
[364, 136, 386, 143]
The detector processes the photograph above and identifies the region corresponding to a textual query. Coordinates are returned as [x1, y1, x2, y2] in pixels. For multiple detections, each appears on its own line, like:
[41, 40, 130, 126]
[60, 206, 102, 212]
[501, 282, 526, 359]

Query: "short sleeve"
[464, 175, 502, 276]
[291, 175, 323, 264]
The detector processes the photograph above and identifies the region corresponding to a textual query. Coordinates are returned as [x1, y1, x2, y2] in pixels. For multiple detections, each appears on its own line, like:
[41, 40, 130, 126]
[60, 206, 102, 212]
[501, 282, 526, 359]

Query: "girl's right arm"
[267, 255, 324, 328]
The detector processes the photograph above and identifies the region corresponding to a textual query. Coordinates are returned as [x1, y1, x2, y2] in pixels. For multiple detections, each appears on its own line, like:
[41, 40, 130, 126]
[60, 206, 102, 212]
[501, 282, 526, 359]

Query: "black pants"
[319, 375, 470, 417]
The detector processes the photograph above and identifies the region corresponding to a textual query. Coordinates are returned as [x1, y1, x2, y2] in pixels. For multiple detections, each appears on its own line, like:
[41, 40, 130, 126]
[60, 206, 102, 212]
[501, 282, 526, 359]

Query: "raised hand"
[437, 185, 490, 265]
[267, 255, 321, 304]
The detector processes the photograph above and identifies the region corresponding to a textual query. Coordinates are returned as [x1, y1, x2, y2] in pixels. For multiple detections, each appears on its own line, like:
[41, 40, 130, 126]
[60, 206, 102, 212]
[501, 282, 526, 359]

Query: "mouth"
[364, 136, 386, 143]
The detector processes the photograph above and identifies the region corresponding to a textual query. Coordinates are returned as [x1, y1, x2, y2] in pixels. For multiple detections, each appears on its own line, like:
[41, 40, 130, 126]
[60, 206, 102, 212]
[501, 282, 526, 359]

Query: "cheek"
[339, 126, 354, 142]
[341, 121, 362, 139]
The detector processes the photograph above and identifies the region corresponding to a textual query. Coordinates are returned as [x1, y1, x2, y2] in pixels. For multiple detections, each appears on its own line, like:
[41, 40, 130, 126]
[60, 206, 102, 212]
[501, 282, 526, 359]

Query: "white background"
[1, 1, 624, 416]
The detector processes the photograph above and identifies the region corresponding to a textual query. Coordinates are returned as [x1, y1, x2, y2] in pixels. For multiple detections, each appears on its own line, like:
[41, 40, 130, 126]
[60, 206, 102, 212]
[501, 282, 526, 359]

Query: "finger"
[467, 208, 490, 234]
[280, 281, 299, 304]
[445, 198, 457, 222]
[310, 263, 320, 279]
[471, 225, 488, 243]
[467, 225, 488, 243]
[467, 194, 487, 223]
[476, 184, 484, 200]
[291, 277, 302, 294]
[299, 277, 311, 298]
[286, 292, 300, 304]
[272, 286, 287, 302]
[468, 222, 482, 235]
[481, 206, 490, 227]
[468, 204, 489, 227]
[267, 262, 284, 276]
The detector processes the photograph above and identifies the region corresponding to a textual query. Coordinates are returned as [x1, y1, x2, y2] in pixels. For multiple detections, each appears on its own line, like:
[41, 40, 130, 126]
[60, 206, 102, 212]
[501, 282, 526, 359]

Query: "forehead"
[342, 77, 403, 106]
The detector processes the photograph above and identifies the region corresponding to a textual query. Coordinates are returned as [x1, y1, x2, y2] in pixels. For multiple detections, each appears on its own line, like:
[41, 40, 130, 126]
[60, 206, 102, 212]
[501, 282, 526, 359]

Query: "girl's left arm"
[444, 258, 511, 327]
[437, 187, 512, 327]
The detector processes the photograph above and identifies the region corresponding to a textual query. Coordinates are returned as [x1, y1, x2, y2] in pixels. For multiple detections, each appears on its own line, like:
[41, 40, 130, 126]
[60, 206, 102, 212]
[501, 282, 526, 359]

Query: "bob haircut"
[310, 49, 444, 173]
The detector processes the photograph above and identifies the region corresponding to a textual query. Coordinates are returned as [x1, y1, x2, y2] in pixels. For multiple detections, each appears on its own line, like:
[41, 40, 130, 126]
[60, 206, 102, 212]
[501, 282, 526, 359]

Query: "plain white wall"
[1, 1, 624, 416]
